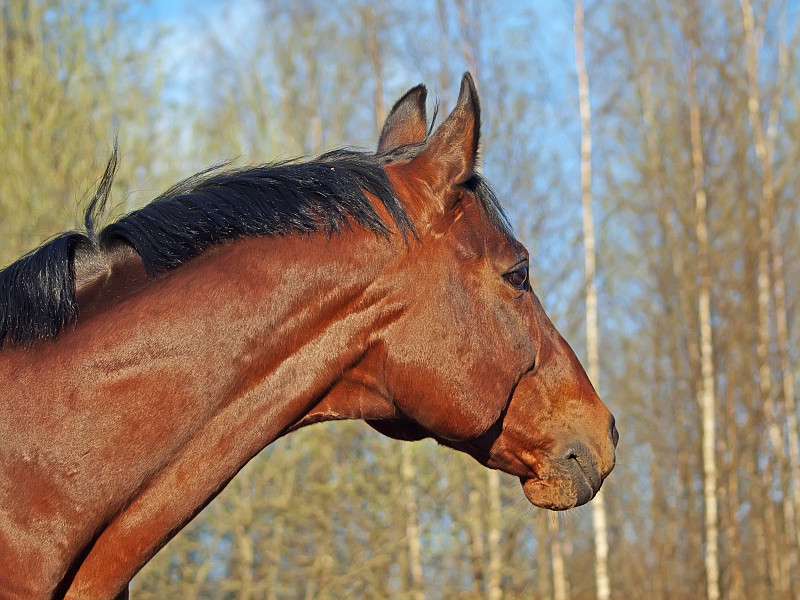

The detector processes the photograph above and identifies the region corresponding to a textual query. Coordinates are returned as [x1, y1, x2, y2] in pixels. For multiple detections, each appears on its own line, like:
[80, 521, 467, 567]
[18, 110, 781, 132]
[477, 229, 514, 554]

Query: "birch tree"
[549, 515, 569, 600]
[573, 2, 610, 598]
[738, 2, 798, 595]
[0, 0, 161, 264]
[685, 10, 719, 599]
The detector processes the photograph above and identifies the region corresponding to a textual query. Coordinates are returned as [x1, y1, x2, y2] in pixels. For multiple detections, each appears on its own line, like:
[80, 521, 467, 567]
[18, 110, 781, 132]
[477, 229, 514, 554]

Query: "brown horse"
[0, 74, 616, 599]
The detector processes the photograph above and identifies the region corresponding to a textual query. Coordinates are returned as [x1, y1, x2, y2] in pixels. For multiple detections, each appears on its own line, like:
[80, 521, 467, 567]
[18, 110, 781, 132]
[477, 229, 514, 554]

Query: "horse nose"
[560, 443, 602, 497]
[610, 416, 619, 449]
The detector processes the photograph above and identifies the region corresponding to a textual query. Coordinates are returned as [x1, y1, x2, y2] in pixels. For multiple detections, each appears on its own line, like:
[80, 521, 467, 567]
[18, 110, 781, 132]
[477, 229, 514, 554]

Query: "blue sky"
[138, 0, 578, 106]
[131, 0, 590, 329]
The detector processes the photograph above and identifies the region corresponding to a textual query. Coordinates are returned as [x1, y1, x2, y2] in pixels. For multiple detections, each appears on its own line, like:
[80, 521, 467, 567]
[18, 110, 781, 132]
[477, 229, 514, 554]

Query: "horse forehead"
[447, 195, 523, 261]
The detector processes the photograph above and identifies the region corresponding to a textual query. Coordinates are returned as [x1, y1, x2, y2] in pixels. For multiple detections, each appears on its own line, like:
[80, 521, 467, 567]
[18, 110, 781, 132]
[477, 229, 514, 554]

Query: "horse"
[0, 73, 617, 599]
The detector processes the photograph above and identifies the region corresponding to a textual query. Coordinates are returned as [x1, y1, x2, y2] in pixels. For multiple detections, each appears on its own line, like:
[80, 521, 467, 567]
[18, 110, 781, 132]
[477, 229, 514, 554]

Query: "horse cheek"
[381, 316, 511, 441]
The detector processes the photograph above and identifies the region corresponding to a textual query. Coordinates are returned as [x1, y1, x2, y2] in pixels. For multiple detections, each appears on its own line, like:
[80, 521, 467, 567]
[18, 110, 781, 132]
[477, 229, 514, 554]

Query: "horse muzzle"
[519, 418, 618, 510]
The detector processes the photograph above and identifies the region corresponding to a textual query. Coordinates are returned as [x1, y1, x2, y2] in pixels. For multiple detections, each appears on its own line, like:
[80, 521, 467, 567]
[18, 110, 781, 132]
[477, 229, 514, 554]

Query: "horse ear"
[377, 84, 428, 153]
[412, 72, 480, 192]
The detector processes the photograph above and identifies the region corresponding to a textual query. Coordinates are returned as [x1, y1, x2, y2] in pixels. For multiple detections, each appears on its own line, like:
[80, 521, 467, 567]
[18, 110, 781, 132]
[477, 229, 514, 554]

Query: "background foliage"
[3, 0, 799, 598]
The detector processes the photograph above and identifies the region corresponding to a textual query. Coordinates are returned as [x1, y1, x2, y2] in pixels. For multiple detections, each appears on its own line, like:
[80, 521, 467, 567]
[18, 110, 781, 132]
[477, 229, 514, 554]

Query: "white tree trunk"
[687, 49, 720, 600]
[573, 3, 610, 598]
[402, 445, 425, 600]
[487, 469, 502, 600]
[739, 2, 800, 586]
[549, 515, 569, 600]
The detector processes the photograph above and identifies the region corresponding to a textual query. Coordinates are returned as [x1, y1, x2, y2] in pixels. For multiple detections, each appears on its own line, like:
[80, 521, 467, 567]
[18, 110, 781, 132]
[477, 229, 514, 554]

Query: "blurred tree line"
[2, 0, 799, 598]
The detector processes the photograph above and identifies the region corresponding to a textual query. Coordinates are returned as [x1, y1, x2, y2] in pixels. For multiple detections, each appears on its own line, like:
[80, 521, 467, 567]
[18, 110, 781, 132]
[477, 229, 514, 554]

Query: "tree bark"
[468, 488, 486, 595]
[363, 5, 385, 133]
[573, 2, 610, 598]
[549, 515, 569, 600]
[739, 3, 800, 593]
[687, 41, 720, 600]
[739, 3, 793, 595]
[402, 446, 425, 600]
[486, 470, 502, 600]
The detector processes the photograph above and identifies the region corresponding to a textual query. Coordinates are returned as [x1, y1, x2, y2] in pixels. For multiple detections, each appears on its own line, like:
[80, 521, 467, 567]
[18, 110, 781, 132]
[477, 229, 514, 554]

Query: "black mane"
[0, 147, 511, 348]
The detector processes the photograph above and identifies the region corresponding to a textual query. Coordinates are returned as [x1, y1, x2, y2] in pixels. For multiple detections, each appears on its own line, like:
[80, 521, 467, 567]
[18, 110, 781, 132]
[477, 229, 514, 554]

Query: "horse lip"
[520, 475, 582, 511]
[518, 453, 598, 510]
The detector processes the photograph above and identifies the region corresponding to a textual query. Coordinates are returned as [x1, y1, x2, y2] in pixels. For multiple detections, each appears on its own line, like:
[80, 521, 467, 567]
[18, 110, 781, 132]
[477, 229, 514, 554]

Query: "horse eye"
[505, 266, 528, 290]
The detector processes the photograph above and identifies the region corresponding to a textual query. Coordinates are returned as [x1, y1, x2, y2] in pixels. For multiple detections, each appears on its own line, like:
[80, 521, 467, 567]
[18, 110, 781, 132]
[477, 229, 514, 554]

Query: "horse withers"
[0, 73, 617, 599]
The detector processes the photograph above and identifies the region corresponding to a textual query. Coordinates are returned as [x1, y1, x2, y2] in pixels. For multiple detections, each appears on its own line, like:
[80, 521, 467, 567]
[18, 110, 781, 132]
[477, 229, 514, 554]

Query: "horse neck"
[0, 229, 402, 597]
[66, 230, 399, 447]
[3, 227, 399, 540]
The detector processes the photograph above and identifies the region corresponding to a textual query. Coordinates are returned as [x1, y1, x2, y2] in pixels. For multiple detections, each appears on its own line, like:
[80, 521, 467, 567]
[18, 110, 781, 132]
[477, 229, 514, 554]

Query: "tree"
[739, 2, 800, 593]
[573, 1, 611, 598]
[0, 0, 163, 265]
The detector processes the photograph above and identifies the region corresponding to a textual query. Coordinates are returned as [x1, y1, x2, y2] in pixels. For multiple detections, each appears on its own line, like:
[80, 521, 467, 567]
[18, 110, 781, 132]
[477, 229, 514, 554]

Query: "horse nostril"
[562, 444, 586, 464]
[610, 418, 619, 448]
[561, 444, 601, 494]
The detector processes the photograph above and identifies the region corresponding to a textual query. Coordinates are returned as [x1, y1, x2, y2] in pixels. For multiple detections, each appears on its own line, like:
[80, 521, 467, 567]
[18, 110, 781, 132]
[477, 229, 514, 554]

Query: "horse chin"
[520, 473, 595, 511]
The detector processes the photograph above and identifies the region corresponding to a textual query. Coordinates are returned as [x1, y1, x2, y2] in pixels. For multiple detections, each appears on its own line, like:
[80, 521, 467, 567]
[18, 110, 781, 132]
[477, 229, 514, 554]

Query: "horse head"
[367, 74, 617, 510]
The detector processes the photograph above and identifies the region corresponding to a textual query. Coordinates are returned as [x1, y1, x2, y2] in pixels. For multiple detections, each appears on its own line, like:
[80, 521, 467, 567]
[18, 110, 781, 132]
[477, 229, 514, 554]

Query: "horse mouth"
[520, 477, 591, 511]
[445, 424, 610, 511]
[519, 453, 600, 511]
